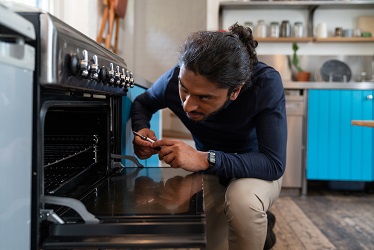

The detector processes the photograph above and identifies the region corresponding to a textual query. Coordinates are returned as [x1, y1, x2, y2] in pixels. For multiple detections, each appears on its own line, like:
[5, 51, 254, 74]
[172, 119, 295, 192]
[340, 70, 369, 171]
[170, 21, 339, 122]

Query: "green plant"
[292, 42, 303, 72]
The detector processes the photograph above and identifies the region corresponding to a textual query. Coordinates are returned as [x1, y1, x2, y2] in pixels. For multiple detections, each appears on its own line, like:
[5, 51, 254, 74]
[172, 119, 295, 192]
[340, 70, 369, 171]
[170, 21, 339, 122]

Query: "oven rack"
[44, 135, 98, 167]
[43, 135, 99, 195]
[44, 160, 94, 195]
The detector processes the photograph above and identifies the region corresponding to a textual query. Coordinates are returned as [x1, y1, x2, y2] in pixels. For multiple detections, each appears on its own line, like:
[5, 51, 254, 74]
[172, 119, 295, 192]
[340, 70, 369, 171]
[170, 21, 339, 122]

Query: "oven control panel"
[67, 49, 135, 95]
[36, 12, 136, 96]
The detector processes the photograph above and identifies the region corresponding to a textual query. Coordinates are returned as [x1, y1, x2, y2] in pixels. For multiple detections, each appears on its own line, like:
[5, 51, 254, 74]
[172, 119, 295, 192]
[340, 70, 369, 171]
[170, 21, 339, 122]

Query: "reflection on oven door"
[41, 167, 206, 249]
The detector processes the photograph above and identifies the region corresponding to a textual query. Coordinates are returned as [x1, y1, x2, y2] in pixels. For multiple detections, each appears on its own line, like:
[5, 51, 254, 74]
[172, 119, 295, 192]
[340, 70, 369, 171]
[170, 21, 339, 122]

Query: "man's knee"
[225, 179, 267, 223]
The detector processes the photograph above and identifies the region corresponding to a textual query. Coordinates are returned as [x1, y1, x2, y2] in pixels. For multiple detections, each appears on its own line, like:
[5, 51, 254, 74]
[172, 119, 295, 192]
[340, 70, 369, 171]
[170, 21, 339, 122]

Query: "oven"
[1, 4, 205, 250]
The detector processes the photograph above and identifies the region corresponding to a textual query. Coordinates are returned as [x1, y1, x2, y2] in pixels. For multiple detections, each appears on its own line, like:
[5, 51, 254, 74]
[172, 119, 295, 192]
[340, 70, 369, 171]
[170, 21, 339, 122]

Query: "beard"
[184, 98, 232, 123]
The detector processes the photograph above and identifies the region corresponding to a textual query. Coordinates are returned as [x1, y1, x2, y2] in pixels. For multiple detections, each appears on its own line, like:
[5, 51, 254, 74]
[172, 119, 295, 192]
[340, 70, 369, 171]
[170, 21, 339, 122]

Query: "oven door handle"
[41, 195, 100, 224]
[111, 154, 144, 168]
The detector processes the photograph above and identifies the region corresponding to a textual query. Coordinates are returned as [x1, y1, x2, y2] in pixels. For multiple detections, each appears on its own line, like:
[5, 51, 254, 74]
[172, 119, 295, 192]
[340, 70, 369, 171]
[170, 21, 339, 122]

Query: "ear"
[229, 83, 244, 100]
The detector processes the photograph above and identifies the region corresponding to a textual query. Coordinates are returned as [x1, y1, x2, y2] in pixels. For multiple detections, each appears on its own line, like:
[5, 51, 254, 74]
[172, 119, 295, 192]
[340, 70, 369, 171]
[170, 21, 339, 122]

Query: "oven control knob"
[80, 50, 90, 78]
[90, 55, 99, 81]
[99, 66, 108, 84]
[129, 71, 135, 88]
[120, 68, 126, 86]
[69, 53, 79, 76]
[115, 66, 121, 85]
[108, 63, 115, 84]
[124, 69, 130, 87]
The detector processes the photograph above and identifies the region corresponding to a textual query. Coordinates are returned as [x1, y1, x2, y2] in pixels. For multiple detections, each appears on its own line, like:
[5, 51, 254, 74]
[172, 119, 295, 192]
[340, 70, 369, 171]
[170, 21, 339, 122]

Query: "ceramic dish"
[320, 60, 352, 82]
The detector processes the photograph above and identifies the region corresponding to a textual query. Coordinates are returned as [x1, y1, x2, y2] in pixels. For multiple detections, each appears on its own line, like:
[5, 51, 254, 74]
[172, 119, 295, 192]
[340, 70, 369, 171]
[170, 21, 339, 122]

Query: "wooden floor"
[270, 181, 374, 250]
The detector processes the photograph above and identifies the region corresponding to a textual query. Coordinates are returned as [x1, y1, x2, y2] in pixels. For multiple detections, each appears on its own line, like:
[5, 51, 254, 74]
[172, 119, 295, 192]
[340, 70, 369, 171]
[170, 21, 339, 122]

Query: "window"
[5, 0, 54, 14]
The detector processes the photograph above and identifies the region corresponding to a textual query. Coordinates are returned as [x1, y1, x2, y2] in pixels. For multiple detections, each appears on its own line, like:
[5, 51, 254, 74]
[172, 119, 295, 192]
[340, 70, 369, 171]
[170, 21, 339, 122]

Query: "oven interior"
[42, 102, 113, 209]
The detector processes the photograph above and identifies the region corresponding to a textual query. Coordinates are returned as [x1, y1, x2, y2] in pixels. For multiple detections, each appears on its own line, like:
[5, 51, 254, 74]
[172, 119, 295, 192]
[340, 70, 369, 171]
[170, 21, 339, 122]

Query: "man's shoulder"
[252, 62, 280, 79]
[150, 65, 180, 92]
[251, 62, 282, 88]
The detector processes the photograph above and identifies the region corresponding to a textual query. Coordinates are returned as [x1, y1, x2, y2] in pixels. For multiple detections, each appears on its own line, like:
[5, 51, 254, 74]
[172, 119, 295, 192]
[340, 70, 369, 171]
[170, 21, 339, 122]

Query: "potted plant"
[292, 42, 310, 81]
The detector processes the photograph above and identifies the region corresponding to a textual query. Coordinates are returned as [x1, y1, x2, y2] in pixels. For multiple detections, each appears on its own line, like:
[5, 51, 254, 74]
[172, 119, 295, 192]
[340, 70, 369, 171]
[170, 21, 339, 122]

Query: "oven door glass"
[42, 167, 205, 249]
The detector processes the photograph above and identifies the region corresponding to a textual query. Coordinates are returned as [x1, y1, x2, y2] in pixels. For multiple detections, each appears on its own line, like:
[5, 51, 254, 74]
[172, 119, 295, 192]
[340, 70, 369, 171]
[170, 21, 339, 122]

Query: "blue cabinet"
[121, 85, 161, 167]
[307, 89, 374, 181]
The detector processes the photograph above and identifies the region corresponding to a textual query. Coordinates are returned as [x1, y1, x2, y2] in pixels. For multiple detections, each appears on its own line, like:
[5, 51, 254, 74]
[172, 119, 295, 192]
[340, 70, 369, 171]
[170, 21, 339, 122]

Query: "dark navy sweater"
[131, 62, 287, 181]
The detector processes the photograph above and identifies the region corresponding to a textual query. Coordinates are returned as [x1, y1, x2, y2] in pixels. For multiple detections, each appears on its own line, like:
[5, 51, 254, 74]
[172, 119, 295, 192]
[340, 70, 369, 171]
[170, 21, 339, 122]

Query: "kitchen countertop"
[283, 81, 374, 90]
[134, 77, 374, 90]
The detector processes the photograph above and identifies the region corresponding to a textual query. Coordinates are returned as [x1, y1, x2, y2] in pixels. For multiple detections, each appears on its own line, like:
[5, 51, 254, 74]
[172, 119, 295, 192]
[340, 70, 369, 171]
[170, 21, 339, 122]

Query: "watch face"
[208, 151, 216, 166]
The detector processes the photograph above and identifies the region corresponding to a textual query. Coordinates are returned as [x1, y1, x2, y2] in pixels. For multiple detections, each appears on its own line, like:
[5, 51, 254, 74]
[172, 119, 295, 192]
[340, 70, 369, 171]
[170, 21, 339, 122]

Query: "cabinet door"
[307, 90, 374, 181]
[122, 85, 161, 167]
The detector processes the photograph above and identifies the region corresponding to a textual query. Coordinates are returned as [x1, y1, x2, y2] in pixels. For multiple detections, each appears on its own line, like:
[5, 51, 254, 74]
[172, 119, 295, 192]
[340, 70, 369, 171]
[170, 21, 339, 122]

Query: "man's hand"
[132, 128, 159, 159]
[152, 138, 209, 172]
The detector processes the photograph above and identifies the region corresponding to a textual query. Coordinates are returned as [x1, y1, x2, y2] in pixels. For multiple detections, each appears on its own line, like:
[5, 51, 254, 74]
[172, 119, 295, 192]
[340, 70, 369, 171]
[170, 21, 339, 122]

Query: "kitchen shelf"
[314, 37, 374, 43]
[220, 1, 374, 10]
[256, 37, 314, 43]
[219, 0, 374, 41]
[256, 37, 374, 43]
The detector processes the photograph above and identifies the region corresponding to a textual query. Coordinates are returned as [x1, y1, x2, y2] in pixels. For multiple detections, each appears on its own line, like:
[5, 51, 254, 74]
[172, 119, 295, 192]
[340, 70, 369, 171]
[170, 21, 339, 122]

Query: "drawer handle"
[367, 95, 373, 100]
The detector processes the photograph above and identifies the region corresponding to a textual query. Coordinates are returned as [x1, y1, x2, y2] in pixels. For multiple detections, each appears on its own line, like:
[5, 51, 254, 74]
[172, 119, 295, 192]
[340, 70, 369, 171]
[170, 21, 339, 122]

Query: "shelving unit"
[256, 37, 313, 43]
[219, 1, 374, 9]
[256, 37, 374, 43]
[219, 0, 374, 42]
[314, 37, 374, 43]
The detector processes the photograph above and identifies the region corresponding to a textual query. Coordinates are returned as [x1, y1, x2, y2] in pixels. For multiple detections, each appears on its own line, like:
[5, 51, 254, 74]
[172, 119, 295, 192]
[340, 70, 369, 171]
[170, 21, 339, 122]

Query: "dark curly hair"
[178, 22, 258, 94]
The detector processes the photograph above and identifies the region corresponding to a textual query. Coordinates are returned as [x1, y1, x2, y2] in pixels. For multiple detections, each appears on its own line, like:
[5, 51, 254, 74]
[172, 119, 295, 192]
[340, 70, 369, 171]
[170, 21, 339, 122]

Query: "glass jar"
[244, 21, 254, 33]
[270, 21, 279, 38]
[294, 22, 304, 38]
[256, 20, 266, 38]
[335, 27, 343, 37]
[280, 20, 291, 37]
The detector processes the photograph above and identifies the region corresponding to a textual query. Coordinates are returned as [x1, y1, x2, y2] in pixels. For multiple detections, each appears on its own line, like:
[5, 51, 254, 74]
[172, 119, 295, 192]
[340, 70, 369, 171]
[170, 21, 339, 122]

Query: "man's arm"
[205, 70, 287, 181]
[131, 66, 179, 132]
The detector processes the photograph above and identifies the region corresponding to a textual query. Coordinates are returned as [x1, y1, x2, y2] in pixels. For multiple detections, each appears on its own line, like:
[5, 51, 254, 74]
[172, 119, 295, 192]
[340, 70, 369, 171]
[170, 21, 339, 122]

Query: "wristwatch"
[207, 150, 216, 169]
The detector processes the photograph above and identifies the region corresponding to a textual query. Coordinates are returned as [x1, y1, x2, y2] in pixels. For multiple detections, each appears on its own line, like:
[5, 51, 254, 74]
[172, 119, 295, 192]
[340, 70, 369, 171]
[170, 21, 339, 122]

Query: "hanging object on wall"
[97, 0, 128, 54]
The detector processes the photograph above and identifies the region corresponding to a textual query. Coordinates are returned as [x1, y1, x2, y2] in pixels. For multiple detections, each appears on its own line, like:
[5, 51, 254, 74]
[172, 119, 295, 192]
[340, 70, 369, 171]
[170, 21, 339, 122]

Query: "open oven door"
[40, 167, 206, 249]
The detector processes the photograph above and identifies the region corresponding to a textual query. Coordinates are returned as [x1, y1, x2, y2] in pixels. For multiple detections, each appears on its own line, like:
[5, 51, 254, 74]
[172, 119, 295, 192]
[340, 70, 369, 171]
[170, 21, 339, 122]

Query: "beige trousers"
[202, 174, 283, 250]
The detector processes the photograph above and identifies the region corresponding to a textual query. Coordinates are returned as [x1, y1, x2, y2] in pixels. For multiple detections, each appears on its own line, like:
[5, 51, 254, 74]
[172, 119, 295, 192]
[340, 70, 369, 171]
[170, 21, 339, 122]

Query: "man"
[130, 23, 287, 250]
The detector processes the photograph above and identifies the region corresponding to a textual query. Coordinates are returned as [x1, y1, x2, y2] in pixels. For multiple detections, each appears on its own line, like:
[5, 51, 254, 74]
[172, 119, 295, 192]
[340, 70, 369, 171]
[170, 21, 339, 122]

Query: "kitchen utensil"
[320, 60, 352, 82]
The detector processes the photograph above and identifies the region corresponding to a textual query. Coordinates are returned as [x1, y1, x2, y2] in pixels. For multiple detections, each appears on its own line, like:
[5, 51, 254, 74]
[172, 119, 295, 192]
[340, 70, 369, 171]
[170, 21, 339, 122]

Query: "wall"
[48, 0, 101, 40]
[129, 0, 207, 82]
[122, 0, 207, 135]
[207, 0, 220, 30]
